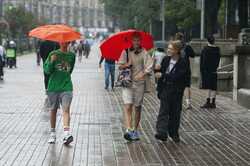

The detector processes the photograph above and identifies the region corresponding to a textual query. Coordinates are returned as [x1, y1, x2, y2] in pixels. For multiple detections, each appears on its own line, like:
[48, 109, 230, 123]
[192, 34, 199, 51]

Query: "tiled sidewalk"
[0, 45, 250, 166]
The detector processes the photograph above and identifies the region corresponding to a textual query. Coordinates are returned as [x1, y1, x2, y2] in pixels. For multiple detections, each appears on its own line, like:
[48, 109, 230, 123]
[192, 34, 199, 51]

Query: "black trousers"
[44, 72, 50, 90]
[156, 88, 184, 137]
[0, 59, 3, 76]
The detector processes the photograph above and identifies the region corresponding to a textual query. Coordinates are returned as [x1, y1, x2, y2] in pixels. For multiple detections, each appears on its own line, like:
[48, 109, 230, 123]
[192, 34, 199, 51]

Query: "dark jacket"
[39, 40, 60, 63]
[200, 45, 221, 90]
[181, 44, 195, 60]
[200, 46, 220, 73]
[157, 56, 190, 98]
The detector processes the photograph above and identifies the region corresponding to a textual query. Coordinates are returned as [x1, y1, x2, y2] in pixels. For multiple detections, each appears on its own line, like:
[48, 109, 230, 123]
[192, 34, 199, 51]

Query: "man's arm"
[99, 57, 104, 65]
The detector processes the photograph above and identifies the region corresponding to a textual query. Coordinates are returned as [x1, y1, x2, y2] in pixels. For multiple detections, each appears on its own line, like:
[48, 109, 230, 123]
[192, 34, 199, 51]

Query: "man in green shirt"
[44, 42, 75, 145]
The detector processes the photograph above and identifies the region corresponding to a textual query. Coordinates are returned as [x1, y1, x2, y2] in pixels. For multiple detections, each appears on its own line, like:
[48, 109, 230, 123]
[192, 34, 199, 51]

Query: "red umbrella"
[29, 24, 81, 43]
[100, 29, 154, 61]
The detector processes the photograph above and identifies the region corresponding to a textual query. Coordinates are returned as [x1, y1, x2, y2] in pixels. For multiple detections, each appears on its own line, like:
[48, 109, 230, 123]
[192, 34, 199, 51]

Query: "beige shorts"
[122, 81, 145, 107]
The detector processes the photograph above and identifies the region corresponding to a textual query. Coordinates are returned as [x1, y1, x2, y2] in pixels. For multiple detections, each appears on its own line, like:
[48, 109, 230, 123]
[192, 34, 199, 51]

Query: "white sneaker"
[63, 135, 73, 145]
[48, 133, 56, 144]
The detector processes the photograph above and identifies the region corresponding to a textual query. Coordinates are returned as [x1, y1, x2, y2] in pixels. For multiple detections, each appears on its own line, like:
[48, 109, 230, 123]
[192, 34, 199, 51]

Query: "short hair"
[175, 32, 184, 41]
[207, 35, 215, 44]
[132, 32, 141, 40]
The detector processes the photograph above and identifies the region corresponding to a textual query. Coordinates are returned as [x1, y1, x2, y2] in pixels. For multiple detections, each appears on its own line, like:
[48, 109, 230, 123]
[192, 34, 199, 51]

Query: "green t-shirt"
[44, 50, 75, 92]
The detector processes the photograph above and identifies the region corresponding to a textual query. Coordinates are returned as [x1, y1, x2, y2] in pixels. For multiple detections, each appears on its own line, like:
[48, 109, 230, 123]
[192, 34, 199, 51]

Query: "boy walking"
[44, 42, 75, 145]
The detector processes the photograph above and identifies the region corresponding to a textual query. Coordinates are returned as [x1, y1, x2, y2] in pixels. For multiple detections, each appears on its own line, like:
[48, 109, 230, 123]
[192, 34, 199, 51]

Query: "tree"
[165, 0, 199, 30]
[99, 0, 160, 31]
[4, 6, 43, 38]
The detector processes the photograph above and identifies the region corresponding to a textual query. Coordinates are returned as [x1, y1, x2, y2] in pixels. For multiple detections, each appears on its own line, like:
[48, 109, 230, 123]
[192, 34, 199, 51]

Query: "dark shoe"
[200, 98, 211, 109]
[155, 133, 167, 141]
[200, 103, 211, 109]
[210, 98, 216, 109]
[210, 103, 216, 109]
[170, 135, 180, 143]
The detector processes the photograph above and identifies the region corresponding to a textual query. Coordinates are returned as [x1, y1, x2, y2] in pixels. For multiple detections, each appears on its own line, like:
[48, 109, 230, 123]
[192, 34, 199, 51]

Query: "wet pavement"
[0, 43, 250, 166]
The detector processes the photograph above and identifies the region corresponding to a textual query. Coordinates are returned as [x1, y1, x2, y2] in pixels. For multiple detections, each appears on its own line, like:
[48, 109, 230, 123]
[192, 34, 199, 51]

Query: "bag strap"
[126, 49, 129, 63]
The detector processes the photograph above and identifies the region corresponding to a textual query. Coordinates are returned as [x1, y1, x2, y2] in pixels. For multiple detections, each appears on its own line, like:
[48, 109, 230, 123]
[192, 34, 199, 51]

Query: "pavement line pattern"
[0, 44, 250, 166]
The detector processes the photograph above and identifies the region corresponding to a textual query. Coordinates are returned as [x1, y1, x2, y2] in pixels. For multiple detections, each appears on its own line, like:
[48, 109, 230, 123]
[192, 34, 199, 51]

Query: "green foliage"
[4, 6, 45, 38]
[165, 0, 200, 29]
[99, 0, 160, 31]
[218, 0, 225, 26]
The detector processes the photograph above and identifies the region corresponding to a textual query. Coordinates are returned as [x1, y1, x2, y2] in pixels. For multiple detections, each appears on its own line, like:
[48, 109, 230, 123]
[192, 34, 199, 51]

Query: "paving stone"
[0, 44, 250, 166]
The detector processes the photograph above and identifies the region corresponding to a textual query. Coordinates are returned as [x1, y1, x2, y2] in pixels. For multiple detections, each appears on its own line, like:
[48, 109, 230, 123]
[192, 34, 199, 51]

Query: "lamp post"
[0, 0, 3, 18]
[200, 0, 205, 39]
[161, 0, 165, 41]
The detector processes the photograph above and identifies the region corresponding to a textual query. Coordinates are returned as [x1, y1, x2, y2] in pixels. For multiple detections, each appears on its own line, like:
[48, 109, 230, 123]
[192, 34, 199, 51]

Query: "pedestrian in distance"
[99, 56, 116, 91]
[200, 35, 221, 109]
[118, 32, 153, 141]
[44, 41, 75, 145]
[77, 40, 84, 62]
[155, 40, 190, 143]
[84, 40, 91, 59]
[36, 40, 41, 66]
[175, 32, 195, 110]
[5, 41, 17, 69]
[0, 44, 5, 80]
[69, 41, 78, 55]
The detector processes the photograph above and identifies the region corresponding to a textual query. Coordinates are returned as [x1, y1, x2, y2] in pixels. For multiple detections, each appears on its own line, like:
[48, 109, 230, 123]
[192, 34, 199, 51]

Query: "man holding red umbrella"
[118, 32, 153, 141]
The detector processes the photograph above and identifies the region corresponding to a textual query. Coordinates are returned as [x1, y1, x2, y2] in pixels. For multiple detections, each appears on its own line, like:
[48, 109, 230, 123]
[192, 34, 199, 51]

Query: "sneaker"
[63, 135, 73, 145]
[48, 133, 56, 144]
[132, 131, 140, 141]
[124, 130, 134, 141]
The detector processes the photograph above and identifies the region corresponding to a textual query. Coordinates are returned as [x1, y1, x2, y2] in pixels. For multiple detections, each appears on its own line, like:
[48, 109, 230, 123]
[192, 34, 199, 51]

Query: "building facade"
[0, 0, 111, 29]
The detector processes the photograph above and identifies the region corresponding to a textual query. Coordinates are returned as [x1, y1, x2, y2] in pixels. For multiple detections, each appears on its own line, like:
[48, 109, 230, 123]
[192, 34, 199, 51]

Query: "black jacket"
[39, 40, 60, 63]
[200, 46, 220, 73]
[157, 56, 190, 96]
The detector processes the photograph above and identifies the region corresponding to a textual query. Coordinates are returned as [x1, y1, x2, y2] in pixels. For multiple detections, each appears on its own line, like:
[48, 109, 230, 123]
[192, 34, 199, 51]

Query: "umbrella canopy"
[29, 24, 81, 43]
[100, 29, 154, 61]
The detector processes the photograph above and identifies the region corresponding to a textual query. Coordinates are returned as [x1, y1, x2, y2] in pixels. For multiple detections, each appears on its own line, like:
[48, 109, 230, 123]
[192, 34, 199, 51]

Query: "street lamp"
[161, 0, 165, 41]
[0, 0, 3, 18]
[200, 0, 205, 39]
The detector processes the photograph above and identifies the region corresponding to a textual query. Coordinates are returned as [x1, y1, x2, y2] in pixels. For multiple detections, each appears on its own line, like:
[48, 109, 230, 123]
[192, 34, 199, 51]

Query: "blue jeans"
[104, 62, 115, 89]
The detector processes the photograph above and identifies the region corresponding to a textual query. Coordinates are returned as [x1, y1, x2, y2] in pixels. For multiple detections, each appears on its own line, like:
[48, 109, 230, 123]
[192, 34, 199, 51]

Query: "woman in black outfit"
[200, 36, 221, 109]
[155, 40, 190, 143]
